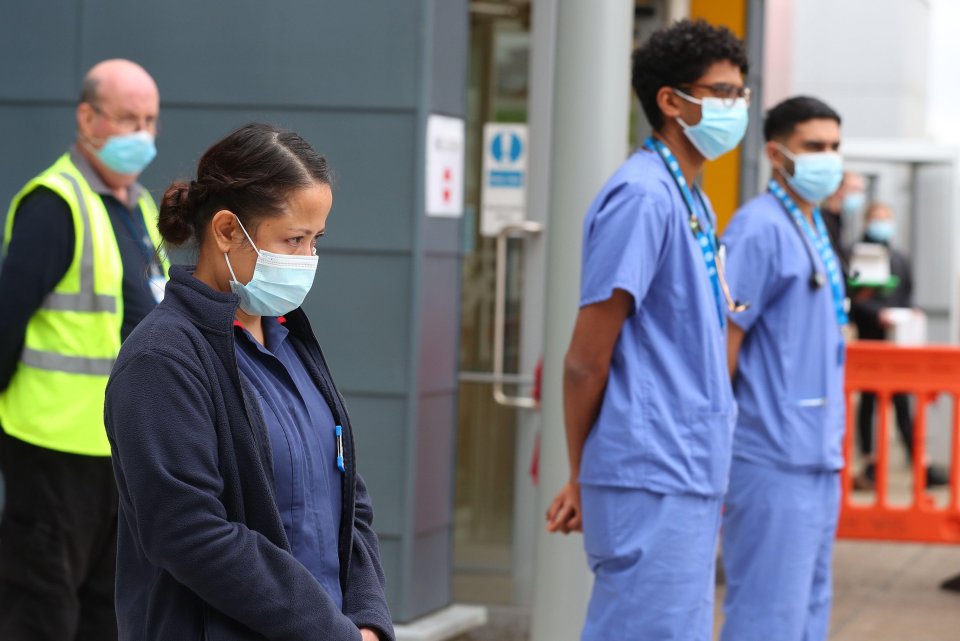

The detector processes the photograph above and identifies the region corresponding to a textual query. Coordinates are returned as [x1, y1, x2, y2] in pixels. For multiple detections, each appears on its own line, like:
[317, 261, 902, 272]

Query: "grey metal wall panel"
[413, 393, 456, 533]
[0, 107, 76, 219]
[428, 0, 469, 116]
[345, 395, 408, 537]
[140, 108, 420, 253]
[408, 528, 452, 618]
[0, 3, 79, 101]
[305, 253, 413, 395]
[421, 216, 461, 252]
[376, 536, 404, 618]
[416, 254, 460, 392]
[78, 1, 422, 110]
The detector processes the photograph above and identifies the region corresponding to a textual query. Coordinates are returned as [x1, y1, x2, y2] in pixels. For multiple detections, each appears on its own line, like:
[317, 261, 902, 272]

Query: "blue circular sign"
[491, 132, 522, 163]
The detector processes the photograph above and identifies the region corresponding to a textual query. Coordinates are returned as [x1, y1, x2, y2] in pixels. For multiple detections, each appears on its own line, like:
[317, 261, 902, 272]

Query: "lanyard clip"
[335, 425, 345, 473]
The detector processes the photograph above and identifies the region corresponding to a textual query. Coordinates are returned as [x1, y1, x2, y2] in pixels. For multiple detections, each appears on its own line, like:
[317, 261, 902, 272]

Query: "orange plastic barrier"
[838, 342, 960, 543]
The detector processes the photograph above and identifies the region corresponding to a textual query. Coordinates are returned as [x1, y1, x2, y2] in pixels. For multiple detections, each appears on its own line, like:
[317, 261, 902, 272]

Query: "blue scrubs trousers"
[580, 485, 722, 641]
[720, 460, 840, 641]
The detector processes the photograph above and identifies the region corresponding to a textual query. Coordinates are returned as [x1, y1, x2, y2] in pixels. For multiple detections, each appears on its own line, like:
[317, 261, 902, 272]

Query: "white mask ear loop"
[232, 214, 261, 256]
[223, 214, 259, 283]
[224, 251, 240, 282]
[773, 142, 796, 180]
[673, 88, 701, 129]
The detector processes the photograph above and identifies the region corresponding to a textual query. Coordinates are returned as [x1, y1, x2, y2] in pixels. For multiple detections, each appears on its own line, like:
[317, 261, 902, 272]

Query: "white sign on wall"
[425, 114, 465, 217]
[481, 123, 528, 236]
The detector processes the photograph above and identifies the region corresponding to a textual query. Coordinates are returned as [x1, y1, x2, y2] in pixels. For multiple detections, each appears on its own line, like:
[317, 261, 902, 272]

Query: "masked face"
[674, 90, 750, 160]
[842, 191, 866, 216]
[220, 184, 332, 317]
[78, 75, 160, 181]
[669, 61, 750, 161]
[865, 219, 894, 243]
[96, 131, 157, 175]
[776, 143, 844, 203]
[771, 118, 843, 203]
[224, 215, 320, 317]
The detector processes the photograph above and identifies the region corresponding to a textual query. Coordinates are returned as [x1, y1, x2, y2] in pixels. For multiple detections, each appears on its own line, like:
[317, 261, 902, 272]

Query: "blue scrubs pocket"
[682, 410, 736, 495]
[787, 400, 828, 469]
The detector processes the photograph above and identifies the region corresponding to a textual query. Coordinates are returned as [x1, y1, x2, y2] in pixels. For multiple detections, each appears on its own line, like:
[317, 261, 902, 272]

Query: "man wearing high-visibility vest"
[0, 59, 167, 640]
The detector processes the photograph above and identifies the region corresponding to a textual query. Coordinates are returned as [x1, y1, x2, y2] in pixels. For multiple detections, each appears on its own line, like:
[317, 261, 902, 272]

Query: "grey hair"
[79, 75, 100, 105]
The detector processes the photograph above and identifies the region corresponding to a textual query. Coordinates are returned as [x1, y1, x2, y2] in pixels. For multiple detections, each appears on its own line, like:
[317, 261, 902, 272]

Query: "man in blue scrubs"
[545, 19, 749, 640]
[720, 96, 847, 641]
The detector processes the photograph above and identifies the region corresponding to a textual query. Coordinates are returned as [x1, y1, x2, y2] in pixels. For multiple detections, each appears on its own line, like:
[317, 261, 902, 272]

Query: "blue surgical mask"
[865, 220, 895, 243]
[224, 216, 319, 317]
[674, 90, 749, 160]
[96, 131, 157, 175]
[776, 144, 843, 203]
[842, 192, 866, 216]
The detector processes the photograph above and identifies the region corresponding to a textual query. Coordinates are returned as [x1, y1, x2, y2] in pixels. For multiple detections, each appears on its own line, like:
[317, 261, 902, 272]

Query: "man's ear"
[76, 103, 96, 143]
[766, 140, 791, 174]
[656, 86, 683, 120]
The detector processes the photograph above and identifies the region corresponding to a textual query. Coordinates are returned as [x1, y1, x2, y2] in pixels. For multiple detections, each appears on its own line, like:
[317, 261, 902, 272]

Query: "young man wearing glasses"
[545, 19, 749, 641]
[720, 96, 847, 641]
[0, 59, 166, 640]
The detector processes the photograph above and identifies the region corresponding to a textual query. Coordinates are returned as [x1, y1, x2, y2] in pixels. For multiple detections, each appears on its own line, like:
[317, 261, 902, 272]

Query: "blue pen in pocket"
[335, 425, 345, 473]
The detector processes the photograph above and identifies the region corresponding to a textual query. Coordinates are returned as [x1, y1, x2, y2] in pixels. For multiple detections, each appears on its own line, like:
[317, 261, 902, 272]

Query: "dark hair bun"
[158, 181, 194, 245]
[157, 123, 332, 249]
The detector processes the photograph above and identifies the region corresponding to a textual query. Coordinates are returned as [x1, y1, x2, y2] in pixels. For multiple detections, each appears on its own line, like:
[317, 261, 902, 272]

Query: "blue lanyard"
[116, 203, 162, 276]
[645, 137, 725, 328]
[768, 179, 849, 331]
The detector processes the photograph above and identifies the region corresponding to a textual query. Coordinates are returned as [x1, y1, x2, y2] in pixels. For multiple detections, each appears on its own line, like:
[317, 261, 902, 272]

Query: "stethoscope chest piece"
[810, 271, 827, 289]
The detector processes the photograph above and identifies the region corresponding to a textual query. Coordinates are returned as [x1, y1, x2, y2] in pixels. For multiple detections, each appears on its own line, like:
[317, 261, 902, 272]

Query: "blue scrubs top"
[578, 148, 737, 497]
[234, 317, 344, 607]
[722, 192, 846, 471]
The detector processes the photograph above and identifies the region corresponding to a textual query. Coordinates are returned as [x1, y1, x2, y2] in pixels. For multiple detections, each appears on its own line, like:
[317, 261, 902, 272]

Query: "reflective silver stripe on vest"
[21, 348, 115, 376]
[42, 291, 117, 312]
[39, 172, 117, 314]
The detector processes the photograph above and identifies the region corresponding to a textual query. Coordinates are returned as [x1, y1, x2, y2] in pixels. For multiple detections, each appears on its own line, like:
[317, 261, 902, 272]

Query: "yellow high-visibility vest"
[0, 153, 169, 456]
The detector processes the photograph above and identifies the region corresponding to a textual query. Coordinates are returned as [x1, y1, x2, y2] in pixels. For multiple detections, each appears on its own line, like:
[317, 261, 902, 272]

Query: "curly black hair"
[763, 96, 841, 142]
[632, 19, 749, 130]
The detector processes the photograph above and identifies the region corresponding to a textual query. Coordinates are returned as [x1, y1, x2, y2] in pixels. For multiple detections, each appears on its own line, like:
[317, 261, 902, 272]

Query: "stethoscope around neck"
[770, 185, 828, 290]
[787, 214, 828, 290]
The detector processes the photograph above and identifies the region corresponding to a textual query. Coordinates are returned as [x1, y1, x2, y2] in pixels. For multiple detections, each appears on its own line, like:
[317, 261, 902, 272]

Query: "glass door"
[454, 0, 532, 605]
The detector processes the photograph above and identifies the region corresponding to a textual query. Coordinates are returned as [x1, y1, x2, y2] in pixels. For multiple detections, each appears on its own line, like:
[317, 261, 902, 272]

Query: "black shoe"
[941, 572, 960, 593]
[926, 464, 949, 488]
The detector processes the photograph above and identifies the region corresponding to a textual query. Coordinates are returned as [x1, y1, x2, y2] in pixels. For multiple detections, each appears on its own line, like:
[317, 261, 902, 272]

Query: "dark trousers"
[0, 429, 118, 641]
[857, 392, 915, 460]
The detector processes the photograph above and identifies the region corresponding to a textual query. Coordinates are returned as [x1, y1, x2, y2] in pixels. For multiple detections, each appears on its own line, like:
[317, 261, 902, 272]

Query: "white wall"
[766, 0, 930, 138]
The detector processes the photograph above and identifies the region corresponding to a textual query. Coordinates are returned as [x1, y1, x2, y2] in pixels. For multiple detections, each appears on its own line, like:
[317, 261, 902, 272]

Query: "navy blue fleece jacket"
[104, 266, 394, 641]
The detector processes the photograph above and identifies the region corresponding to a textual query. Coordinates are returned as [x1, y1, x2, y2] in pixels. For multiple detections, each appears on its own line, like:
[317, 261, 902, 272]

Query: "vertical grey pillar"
[512, 0, 559, 606]
[392, 0, 469, 622]
[529, 2, 634, 640]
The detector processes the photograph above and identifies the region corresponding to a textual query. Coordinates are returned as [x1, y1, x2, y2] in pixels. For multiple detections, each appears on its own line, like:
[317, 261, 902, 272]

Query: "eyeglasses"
[676, 83, 752, 108]
[90, 104, 159, 134]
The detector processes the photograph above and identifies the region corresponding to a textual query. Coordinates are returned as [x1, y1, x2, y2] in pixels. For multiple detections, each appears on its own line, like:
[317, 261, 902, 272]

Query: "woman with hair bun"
[104, 123, 393, 641]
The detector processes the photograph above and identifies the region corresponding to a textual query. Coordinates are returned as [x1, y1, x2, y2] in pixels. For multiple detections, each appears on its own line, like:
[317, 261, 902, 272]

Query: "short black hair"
[763, 96, 841, 141]
[632, 19, 748, 130]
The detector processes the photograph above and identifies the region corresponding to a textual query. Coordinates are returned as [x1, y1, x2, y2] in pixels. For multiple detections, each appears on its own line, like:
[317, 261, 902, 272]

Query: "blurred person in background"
[849, 202, 948, 489]
[821, 170, 866, 261]
[0, 59, 166, 641]
[105, 123, 393, 641]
